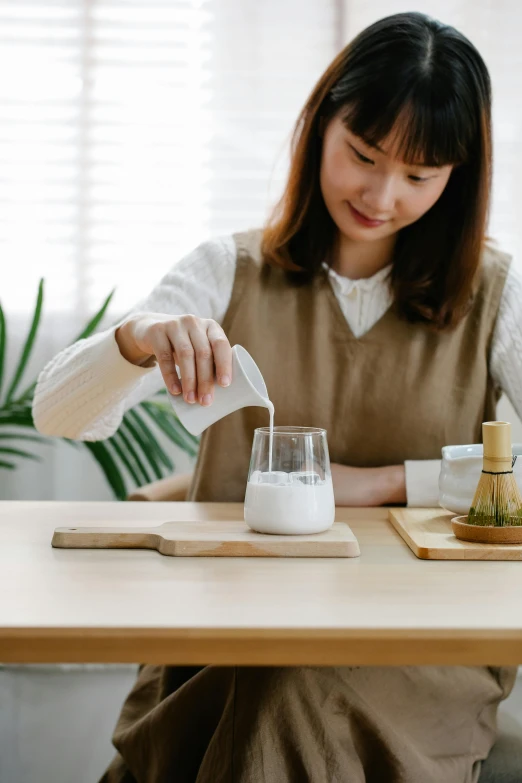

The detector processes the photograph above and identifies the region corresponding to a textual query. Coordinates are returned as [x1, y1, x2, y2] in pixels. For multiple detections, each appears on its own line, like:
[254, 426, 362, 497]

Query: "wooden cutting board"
[52, 519, 360, 558]
[389, 508, 522, 560]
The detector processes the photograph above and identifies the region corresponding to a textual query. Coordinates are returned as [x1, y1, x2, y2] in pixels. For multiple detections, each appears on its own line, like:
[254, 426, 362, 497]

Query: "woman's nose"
[360, 175, 396, 216]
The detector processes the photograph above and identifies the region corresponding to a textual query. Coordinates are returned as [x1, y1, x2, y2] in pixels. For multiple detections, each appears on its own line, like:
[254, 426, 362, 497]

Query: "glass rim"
[254, 426, 326, 436]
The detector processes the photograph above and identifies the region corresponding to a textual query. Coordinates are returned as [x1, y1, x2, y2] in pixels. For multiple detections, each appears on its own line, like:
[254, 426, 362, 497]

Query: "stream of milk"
[266, 399, 274, 472]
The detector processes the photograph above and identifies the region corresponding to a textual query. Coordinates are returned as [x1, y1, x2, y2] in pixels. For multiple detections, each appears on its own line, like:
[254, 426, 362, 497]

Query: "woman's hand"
[115, 313, 232, 406]
[331, 463, 406, 506]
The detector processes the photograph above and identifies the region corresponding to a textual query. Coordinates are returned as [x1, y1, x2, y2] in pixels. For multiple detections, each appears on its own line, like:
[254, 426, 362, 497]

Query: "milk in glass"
[244, 413, 335, 535]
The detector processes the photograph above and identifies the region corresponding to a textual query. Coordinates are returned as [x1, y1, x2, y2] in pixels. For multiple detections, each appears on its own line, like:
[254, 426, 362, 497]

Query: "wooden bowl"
[451, 515, 522, 544]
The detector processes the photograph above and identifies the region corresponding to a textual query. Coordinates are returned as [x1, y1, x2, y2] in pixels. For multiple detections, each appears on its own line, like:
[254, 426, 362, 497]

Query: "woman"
[33, 11, 521, 783]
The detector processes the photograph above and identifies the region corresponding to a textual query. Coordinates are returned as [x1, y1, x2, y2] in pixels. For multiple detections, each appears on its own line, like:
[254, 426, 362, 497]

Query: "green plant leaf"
[72, 290, 115, 343]
[0, 432, 46, 443]
[0, 446, 40, 461]
[127, 408, 174, 472]
[140, 401, 199, 457]
[111, 425, 152, 486]
[108, 432, 143, 487]
[0, 460, 15, 469]
[82, 441, 127, 500]
[0, 303, 6, 401]
[121, 414, 164, 480]
[4, 279, 44, 404]
[141, 406, 193, 455]
[0, 408, 35, 427]
[154, 400, 200, 450]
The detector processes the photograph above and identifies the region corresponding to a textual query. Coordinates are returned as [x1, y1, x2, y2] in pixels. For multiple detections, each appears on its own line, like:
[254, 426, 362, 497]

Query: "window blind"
[0, 0, 339, 316]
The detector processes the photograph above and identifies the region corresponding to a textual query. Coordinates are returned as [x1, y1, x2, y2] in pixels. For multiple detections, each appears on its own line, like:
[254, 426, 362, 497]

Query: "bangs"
[339, 94, 473, 167]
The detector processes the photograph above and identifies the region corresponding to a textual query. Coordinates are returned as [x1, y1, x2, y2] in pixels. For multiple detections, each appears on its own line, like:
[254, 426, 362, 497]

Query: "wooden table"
[2, 501, 522, 666]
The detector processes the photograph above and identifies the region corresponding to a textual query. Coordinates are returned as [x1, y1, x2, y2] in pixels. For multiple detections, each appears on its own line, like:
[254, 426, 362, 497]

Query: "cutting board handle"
[52, 526, 159, 550]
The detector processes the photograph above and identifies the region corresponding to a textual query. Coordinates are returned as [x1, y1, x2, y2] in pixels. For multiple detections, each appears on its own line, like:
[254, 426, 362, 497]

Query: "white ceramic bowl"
[439, 443, 522, 514]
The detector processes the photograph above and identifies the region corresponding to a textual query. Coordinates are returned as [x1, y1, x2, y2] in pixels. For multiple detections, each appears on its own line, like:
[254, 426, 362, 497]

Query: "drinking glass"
[244, 426, 335, 534]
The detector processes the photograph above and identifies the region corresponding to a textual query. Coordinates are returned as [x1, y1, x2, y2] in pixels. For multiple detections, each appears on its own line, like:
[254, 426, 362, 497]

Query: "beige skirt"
[99, 663, 516, 783]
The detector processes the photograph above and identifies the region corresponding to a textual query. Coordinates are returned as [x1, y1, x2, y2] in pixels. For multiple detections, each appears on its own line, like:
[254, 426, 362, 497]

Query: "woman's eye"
[349, 142, 430, 182]
[349, 144, 373, 164]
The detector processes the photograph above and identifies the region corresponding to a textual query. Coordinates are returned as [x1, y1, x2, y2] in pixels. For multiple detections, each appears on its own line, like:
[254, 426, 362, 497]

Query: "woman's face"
[320, 114, 454, 242]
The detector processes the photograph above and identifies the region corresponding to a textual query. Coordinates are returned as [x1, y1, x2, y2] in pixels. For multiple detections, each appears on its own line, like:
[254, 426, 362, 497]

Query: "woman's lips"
[347, 202, 387, 227]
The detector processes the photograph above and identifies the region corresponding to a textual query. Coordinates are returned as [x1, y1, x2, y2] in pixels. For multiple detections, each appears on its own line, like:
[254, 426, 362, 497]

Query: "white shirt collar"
[322, 261, 392, 293]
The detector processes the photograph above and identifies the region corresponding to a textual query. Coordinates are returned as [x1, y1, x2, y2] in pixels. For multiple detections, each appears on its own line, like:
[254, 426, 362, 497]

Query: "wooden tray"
[52, 519, 360, 558]
[389, 508, 522, 560]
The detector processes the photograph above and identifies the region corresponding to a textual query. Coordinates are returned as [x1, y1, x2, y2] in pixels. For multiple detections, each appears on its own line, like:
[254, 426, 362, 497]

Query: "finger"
[187, 323, 215, 406]
[170, 322, 197, 404]
[148, 327, 181, 396]
[207, 321, 232, 387]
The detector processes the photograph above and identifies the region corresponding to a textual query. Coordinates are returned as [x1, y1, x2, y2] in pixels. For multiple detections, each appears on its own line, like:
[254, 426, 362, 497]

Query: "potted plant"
[0, 280, 199, 499]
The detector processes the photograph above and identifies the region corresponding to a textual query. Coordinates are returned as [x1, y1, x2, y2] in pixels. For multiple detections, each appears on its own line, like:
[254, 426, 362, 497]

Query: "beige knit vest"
[187, 229, 511, 503]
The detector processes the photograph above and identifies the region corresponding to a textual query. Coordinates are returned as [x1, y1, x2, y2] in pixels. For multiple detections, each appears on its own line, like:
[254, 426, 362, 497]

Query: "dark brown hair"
[261, 12, 493, 329]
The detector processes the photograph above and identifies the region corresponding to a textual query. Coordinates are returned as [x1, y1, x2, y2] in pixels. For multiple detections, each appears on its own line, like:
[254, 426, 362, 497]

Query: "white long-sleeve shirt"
[33, 234, 522, 506]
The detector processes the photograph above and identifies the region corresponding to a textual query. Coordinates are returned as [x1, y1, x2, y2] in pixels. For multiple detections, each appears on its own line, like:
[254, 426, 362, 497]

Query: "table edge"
[2, 627, 522, 665]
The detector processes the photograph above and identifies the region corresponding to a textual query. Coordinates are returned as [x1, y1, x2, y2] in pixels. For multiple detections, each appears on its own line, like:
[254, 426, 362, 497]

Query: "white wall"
[0, 664, 138, 782]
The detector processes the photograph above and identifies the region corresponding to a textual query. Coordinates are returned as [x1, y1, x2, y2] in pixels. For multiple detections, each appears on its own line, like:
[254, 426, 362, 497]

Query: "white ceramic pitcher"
[166, 344, 270, 436]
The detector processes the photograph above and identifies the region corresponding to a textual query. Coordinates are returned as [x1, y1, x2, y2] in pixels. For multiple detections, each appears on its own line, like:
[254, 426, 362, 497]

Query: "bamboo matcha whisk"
[468, 421, 522, 527]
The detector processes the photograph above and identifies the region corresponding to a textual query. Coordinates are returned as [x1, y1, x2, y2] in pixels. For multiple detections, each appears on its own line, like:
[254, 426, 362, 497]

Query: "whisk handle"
[482, 421, 512, 473]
